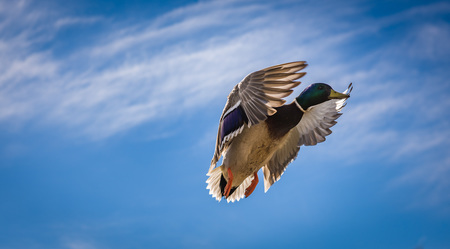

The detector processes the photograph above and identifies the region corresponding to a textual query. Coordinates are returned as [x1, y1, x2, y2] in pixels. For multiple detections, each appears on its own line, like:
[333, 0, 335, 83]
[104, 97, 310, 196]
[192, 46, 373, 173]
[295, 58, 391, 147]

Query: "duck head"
[295, 83, 349, 111]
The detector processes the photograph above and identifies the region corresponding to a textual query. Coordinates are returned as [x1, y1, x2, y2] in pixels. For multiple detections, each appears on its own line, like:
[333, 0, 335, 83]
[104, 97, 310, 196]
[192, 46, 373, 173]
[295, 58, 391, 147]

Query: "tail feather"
[206, 166, 255, 203]
[206, 166, 224, 202]
[226, 175, 253, 203]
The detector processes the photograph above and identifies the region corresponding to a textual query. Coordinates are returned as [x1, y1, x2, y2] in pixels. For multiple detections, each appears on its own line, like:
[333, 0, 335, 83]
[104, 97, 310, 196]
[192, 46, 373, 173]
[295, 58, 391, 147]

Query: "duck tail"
[206, 166, 255, 203]
[225, 174, 253, 203]
[206, 166, 224, 202]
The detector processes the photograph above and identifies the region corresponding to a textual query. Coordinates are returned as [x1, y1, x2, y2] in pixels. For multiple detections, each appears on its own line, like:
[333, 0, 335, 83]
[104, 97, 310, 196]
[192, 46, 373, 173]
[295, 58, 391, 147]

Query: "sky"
[0, 0, 449, 248]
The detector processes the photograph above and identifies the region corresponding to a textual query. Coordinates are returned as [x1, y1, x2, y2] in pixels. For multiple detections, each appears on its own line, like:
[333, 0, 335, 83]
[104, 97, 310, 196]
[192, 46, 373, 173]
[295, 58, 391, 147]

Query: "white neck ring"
[294, 100, 306, 113]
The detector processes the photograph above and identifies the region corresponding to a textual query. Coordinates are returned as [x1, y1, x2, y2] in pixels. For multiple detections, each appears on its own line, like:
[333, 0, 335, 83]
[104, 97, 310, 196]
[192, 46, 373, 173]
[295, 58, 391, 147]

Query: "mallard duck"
[206, 61, 352, 202]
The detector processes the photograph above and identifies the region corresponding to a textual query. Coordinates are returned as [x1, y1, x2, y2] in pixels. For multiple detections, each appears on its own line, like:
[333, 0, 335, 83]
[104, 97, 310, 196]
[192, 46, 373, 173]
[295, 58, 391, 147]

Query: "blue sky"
[1, 0, 449, 248]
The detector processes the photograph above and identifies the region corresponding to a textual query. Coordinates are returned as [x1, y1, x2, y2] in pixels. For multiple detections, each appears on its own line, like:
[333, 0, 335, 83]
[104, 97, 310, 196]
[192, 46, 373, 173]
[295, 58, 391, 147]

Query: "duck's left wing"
[262, 83, 353, 191]
[209, 61, 308, 174]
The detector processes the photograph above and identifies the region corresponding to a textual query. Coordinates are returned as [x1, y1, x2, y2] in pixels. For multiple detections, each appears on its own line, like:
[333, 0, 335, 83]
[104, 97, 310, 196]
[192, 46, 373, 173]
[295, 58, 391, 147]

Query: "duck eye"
[318, 86, 324, 90]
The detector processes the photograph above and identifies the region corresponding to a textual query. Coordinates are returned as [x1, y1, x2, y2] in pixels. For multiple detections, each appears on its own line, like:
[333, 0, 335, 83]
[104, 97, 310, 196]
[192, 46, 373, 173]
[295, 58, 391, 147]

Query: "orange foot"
[245, 172, 259, 198]
[223, 168, 234, 198]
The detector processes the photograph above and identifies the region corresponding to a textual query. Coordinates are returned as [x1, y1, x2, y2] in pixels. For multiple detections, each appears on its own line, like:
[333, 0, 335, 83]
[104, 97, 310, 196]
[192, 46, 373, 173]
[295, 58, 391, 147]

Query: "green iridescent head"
[295, 83, 349, 110]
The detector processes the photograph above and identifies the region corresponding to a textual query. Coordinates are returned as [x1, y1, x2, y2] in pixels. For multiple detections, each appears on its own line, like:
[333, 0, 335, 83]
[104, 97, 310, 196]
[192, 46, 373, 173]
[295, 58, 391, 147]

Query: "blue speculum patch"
[220, 105, 248, 143]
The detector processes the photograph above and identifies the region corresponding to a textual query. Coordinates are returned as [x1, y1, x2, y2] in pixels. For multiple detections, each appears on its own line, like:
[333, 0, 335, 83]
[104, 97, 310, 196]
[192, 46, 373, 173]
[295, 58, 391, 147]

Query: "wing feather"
[262, 128, 301, 192]
[209, 61, 308, 173]
[262, 83, 353, 190]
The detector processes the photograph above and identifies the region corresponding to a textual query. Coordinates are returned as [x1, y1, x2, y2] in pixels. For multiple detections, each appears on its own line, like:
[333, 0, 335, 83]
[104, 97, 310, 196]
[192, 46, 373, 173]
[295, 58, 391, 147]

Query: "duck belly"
[223, 122, 284, 187]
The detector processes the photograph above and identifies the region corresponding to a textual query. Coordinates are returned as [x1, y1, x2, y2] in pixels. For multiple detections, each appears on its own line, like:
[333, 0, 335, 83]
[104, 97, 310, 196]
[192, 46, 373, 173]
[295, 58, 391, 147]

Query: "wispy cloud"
[1, 0, 359, 138]
[388, 156, 450, 213]
[1, 0, 449, 209]
[1, 3, 450, 249]
[54, 16, 104, 29]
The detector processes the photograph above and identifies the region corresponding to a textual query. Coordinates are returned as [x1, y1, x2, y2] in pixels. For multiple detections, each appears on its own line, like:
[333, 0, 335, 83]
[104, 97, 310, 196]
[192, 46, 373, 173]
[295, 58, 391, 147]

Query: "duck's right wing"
[262, 83, 353, 191]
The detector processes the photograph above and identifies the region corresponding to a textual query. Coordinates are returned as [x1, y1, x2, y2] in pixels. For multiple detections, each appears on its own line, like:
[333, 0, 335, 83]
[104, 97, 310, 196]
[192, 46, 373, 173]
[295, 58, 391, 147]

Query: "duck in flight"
[206, 61, 352, 202]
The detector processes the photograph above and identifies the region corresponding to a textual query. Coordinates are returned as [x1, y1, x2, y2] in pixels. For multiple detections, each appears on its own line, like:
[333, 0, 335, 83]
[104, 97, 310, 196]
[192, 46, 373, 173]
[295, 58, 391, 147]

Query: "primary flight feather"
[207, 61, 352, 202]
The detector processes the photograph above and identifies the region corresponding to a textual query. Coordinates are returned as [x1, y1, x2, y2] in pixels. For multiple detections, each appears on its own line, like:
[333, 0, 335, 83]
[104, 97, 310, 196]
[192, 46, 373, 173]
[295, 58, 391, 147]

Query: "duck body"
[206, 61, 352, 202]
[224, 102, 303, 185]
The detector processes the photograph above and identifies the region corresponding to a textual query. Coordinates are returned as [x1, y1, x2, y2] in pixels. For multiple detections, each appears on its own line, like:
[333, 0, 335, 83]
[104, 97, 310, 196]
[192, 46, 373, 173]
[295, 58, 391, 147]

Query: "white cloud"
[0, 0, 449, 158]
[406, 22, 450, 60]
[0, 0, 449, 226]
[1, 0, 346, 138]
[54, 16, 103, 29]
[388, 156, 450, 213]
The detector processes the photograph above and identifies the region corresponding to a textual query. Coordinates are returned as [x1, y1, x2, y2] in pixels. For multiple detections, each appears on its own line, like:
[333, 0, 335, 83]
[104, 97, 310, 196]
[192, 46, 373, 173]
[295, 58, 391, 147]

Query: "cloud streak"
[1, 0, 449, 208]
[0, 0, 360, 138]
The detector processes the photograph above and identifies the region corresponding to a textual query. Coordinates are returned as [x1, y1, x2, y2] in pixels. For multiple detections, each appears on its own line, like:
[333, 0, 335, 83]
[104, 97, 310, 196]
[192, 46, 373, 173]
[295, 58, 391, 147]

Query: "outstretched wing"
[262, 83, 353, 191]
[209, 61, 308, 174]
[262, 128, 301, 192]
